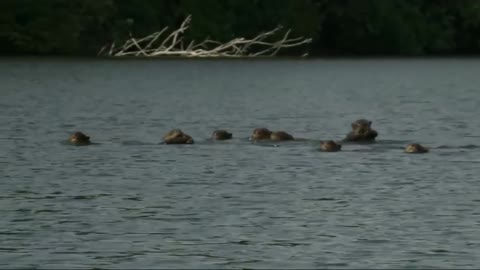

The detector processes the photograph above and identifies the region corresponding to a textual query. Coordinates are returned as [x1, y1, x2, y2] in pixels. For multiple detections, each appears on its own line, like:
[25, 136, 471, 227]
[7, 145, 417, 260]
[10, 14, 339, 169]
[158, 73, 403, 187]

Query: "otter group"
[68, 118, 429, 154]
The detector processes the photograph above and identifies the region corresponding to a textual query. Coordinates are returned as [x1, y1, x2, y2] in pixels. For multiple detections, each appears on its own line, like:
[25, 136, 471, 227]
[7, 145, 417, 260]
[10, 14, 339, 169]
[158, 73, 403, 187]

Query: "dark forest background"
[1, 0, 480, 56]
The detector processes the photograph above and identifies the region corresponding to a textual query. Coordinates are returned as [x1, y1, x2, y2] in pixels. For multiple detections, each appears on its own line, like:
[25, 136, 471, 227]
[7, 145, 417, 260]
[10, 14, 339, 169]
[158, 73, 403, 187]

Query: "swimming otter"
[270, 131, 294, 141]
[250, 128, 294, 141]
[163, 129, 194, 144]
[68, 131, 91, 145]
[351, 119, 372, 131]
[405, 143, 429, 153]
[344, 119, 378, 142]
[250, 128, 273, 141]
[320, 140, 342, 152]
[212, 130, 232, 140]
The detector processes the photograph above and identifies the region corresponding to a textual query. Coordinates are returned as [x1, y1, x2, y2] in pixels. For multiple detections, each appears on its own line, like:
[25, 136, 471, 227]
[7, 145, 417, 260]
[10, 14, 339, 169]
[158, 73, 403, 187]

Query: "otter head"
[270, 131, 294, 141]
[351, 119, 373, 133]
[163, 129, 194, 144]
[212, 130, 232, 141]
[69, 131, 91, 145]
[405, 143, 428, 154]
[344, 119, 378, 142]
[320, 140, 341, 152]
[251, 128, 272, 141]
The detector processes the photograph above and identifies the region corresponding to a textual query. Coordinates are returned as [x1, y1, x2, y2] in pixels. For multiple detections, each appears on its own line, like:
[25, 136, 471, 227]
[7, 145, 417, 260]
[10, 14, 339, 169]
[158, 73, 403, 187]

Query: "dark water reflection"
[1, 58, 480, 268]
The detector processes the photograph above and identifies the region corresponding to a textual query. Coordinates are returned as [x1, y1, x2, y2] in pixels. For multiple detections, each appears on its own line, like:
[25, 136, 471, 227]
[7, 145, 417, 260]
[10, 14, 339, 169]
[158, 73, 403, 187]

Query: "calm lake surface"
[1, 57, 480, 269]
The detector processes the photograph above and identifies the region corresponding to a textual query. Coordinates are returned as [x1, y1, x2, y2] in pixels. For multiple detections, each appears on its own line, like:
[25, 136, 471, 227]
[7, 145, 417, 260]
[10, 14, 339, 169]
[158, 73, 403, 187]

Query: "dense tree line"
[1, 0, 480, 56]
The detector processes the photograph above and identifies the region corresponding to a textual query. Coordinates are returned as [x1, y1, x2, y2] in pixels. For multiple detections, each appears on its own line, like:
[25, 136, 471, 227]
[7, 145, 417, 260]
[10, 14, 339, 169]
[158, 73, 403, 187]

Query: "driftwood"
[99, 15, 312, 58]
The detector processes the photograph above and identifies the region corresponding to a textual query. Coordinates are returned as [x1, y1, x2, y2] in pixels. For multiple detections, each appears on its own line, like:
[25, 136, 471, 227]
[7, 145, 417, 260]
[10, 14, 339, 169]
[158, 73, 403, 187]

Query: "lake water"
[1, 57, 480, 269]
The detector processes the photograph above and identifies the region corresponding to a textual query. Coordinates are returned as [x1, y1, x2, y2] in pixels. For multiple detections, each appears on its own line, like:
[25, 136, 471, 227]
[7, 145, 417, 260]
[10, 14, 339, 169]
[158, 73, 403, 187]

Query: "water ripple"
[2, 58, 480, 269]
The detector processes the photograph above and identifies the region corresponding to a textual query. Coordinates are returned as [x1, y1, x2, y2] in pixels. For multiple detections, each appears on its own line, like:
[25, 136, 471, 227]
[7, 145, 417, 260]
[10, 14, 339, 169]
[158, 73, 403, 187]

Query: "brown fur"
[344, 119, 378, 142]
[212, 130, 232, 140]
[320, 140, 342, 152]
[250, 128, 294, 141]
[69, 131, 91, 145]
[270, 131, 294, 141]
[251, 128, 273, 141]
[405, 143, 429, 153]
[163, 129, 194, 144]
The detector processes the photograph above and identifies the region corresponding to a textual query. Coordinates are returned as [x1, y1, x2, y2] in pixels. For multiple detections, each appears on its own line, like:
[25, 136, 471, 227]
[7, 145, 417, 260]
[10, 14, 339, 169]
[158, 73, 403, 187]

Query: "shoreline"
[1, 55, 480, 61]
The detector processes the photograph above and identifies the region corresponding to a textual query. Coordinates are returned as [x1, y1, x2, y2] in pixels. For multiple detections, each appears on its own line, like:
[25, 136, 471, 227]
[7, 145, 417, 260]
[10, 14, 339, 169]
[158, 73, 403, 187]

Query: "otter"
[212, 130, 232, 140]
[351, 119, 372, 131]
[163, 129, 194, 144]
[320, 140, 342, 152]
[405, 143, 429, 154]
[250, 128, 272, 141]
[68, 131, 91, 145]
[344, 119, 378, 142]
[270, 131, 294, 141]
[250, 128, 294, 141]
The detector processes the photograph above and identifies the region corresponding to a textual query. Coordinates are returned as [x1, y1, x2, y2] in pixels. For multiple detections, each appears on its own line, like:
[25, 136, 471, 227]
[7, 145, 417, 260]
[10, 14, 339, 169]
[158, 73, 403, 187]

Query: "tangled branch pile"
[99, 15, 312, 58]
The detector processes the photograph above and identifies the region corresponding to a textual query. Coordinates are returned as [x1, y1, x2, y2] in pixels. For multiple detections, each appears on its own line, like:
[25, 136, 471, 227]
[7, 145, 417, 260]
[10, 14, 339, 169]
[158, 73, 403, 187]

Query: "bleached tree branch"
[100, 15, 312, 58]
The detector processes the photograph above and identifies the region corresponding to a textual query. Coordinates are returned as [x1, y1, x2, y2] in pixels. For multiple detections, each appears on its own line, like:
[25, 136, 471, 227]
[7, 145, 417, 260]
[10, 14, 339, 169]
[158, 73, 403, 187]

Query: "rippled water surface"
[1, 58, 480, 269]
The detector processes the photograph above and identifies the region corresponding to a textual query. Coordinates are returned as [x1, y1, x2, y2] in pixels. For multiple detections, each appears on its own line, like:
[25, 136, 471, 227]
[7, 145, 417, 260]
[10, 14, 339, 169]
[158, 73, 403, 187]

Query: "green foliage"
[1, 0, 480, 55]
[0, 0, 115, 55]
